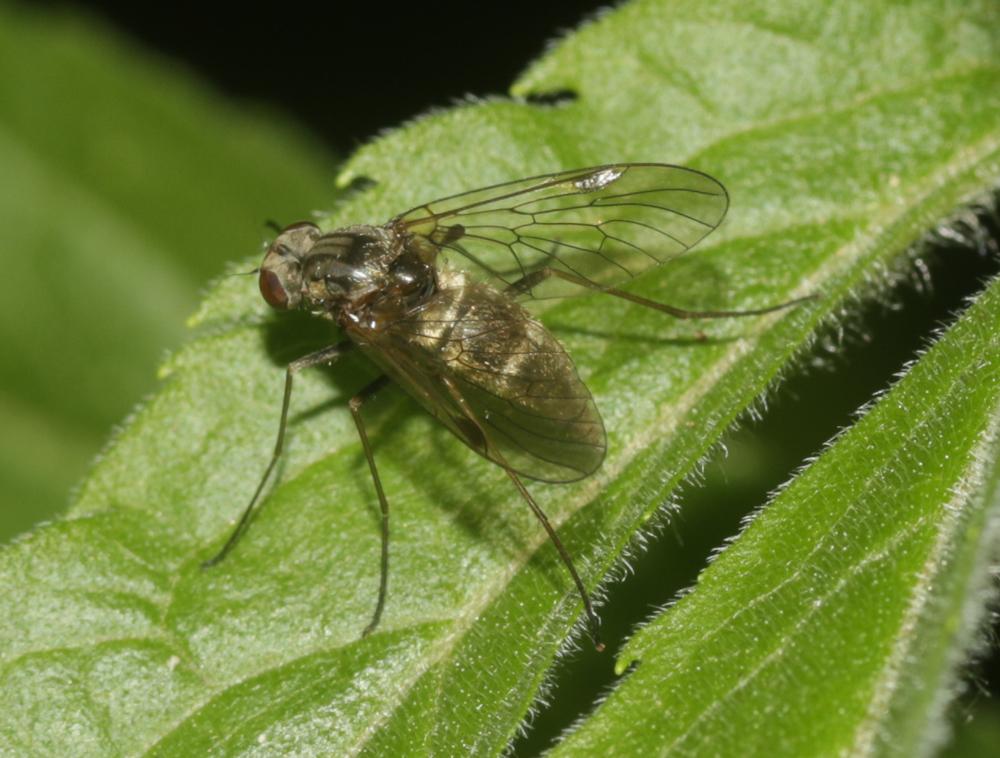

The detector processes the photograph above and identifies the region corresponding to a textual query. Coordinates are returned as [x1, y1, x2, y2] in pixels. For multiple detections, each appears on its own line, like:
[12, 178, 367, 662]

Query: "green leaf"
[0, 3, 338, 539]
[3, 0, 999, 755]
[556, 272, 1000, 756]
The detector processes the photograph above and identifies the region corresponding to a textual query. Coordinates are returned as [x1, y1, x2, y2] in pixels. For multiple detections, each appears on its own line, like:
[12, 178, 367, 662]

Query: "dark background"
[42, 1, 611, 156]
[25, 1, 1000, 753]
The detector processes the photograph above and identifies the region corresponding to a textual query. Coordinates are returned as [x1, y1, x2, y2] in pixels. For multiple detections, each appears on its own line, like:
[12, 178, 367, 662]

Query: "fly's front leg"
[202, 341, 352, 568]
[506, 267, 814, 318]
[348, 375, 392, 637]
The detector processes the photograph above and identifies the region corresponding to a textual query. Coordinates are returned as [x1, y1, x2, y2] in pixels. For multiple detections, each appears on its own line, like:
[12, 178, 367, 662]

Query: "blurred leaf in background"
[0, 2, 338, 539]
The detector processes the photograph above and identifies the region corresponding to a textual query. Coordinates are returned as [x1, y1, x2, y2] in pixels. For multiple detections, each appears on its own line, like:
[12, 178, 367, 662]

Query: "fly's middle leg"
[349, 374, 392, 637]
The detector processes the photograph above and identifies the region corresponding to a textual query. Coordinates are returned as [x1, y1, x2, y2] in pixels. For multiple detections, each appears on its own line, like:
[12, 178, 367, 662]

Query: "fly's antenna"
[226, 267, 259, 279]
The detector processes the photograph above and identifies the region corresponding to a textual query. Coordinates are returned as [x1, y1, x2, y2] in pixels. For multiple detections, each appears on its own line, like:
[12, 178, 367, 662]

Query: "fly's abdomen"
[379, 278, 607, 483]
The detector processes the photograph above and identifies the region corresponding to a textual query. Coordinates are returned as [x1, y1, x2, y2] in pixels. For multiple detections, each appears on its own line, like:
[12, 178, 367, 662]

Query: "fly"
[203, 163, 810, 651]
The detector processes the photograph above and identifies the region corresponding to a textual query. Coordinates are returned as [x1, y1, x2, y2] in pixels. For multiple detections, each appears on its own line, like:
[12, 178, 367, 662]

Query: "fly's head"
[258, 221, 320, 311]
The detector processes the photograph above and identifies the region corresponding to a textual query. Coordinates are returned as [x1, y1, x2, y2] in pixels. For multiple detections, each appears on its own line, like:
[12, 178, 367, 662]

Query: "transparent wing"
[358, 283, 606, 483]
[391, 163, 728, 301]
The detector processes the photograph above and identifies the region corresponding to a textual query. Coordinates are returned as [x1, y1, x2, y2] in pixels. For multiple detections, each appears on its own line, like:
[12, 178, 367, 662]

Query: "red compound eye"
[259, 269, 289, 309]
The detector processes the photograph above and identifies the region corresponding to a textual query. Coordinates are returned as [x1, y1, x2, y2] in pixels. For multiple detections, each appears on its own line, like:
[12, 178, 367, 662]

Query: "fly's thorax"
[258, 222, 436, 319]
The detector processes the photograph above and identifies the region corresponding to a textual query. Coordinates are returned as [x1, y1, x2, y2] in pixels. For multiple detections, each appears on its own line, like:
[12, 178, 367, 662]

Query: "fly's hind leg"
[506, 267, 814, 319]
[203, 341, 351, 568]
[505, 468, 605, 652]
[349, 374, 393, 637]
[439, 375, 605, 652]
